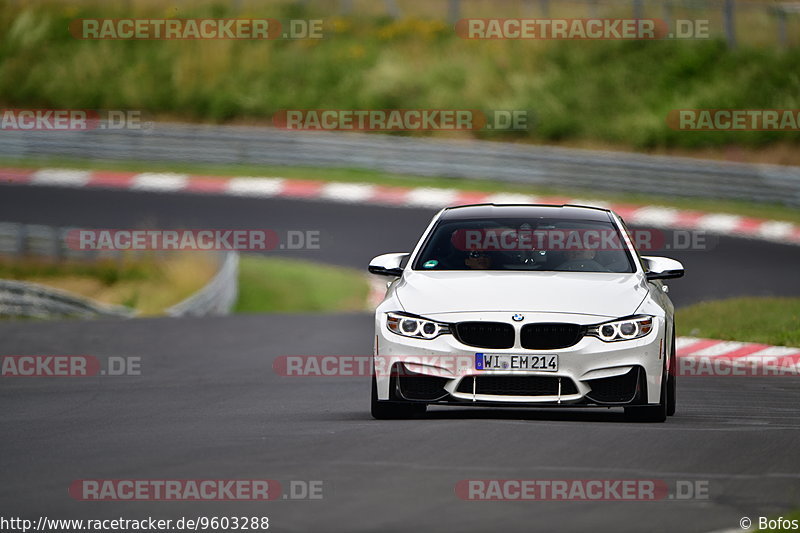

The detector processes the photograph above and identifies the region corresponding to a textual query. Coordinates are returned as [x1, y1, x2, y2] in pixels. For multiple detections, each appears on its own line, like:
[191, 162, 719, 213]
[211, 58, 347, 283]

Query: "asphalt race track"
[3, 183, 800, 307]
[2, 183, 800, 532]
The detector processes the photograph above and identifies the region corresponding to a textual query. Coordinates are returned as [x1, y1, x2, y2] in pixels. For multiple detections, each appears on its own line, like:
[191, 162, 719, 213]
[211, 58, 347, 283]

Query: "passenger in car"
[465, 250, 492, 270]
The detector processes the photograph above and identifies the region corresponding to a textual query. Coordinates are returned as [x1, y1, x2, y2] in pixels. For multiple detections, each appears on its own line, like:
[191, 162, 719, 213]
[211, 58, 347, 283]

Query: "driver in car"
[464, 250, 492, 270]
[557, 248, 606, 271]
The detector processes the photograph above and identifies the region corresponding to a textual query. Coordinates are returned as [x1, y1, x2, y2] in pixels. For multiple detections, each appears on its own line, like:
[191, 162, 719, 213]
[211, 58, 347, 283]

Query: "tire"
[665, 372, 676, 417]
[666, 326, 677, 417]
[624, 367, 667, 423]
[371, 373, 426, 420]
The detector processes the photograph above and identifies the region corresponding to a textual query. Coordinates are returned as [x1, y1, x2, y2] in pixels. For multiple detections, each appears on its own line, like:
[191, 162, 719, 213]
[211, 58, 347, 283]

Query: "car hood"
[395, 270, 648, 319]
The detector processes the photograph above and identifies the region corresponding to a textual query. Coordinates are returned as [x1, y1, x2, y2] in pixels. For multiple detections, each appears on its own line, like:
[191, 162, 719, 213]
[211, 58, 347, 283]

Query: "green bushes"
[2, 0, 799, 149]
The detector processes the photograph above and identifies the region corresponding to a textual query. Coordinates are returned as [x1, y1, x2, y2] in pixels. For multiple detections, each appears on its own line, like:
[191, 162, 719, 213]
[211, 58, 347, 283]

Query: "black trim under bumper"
[386, 364, 650, 407]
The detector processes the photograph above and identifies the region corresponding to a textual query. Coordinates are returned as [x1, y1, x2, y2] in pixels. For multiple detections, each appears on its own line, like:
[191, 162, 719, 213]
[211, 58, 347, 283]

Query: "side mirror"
[368, 253, 409, 277]
[642, 256, 685, 281]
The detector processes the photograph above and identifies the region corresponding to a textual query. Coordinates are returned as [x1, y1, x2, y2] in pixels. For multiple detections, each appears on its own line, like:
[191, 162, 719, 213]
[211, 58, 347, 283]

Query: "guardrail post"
[521, 0, 532, 16]
[776, 8, 788, 48]
[540, 0, 550, 18]
[589, 0, 599, 18]
[632, 0, 644, 20]
[662, 0, 672, 27]
[0, 223, 22, 258]
[723, 0, 736, 48]
[447, 0, 460, 23]
[16, 223, 26, 258]
[383, 0, 401, 18]
[50, 225, 61, 261]
[61, 227, 83, 261]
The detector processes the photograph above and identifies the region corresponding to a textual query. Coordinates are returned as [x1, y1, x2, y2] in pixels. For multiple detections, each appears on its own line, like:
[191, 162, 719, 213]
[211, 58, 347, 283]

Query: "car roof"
[439, 204, 614, 222]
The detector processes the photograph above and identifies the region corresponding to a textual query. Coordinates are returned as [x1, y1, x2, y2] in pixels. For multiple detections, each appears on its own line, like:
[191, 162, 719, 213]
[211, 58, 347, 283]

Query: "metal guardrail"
[0, 279, 135, 319]
[166, 252, 239, 317]
[3, 122, 799, 206]
[288, 0, 797, 48]
[58, 0, 800, 47]
[0, 222, 239, 319]
[337, 0, 800, 49]
[0, 222, 123, 261]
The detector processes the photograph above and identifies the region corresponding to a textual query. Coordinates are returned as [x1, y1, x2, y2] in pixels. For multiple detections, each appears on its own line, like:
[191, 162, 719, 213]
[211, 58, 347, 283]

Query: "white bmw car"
[369, 204, 684, 422]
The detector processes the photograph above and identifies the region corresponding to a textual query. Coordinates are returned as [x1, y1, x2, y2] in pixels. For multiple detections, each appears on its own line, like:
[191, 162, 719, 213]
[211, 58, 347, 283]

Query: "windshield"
[412, 217, 635, 273]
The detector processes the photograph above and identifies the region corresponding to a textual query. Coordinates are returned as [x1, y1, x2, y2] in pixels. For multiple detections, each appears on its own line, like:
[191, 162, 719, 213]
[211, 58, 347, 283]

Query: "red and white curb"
[676, 337, 800, 375]
[2, 167, 800, 246]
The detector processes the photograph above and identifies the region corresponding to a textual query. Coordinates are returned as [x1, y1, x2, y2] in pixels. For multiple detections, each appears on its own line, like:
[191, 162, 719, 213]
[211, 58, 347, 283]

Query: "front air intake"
[457, 376, 578, 396]
[454, 322, 515, 349]
[520, 323, 586, 349]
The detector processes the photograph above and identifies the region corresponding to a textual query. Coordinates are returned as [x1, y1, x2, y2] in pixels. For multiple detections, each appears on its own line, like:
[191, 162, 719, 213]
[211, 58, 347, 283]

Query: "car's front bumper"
[374, 312, 667, 406]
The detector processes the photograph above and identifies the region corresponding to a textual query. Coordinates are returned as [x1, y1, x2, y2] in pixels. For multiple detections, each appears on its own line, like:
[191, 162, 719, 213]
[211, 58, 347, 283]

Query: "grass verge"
[0, 253, 217, 315]
[677, 297, 800, 347]
[1, 254, 368, 316]
[4, 156, 800, 225]
[235, 255, 368, 313]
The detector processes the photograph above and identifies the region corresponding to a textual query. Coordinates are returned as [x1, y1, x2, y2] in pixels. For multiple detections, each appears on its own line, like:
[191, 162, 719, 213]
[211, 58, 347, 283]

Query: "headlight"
[587, 315, 653, 342]
[386, 312, 450, 340]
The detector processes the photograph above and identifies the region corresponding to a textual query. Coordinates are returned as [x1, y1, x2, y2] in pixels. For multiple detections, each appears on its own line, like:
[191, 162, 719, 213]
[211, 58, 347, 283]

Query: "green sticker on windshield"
[423, 260, 438, 268]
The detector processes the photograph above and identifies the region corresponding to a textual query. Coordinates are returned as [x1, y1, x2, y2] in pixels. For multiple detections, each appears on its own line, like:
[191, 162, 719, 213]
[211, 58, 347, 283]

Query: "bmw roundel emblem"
[512, 313, 524, 322]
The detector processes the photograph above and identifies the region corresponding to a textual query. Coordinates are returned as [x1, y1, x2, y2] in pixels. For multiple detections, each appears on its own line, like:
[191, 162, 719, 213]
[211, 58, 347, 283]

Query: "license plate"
[475, 353, 558, 372]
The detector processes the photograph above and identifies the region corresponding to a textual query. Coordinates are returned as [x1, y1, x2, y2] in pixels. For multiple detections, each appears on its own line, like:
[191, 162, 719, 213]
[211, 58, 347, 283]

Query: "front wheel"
[624, 368, 667, 423]
[371, 373, 426, 420]
[666, 327, 677, 416]
[665, 371, 676, 416]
